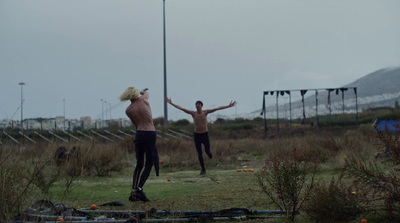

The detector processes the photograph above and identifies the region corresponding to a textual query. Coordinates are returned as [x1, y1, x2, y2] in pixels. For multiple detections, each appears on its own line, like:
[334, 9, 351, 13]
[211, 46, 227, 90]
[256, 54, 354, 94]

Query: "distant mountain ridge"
[283, 67, 400, 118]
[345, 67, 400, 101]
[236, 67, 400, 120]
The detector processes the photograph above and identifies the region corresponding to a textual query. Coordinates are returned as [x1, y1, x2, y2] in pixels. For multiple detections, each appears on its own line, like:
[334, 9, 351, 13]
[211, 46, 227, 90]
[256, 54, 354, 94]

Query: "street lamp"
[18, 82, 25, 130]
[108, 102, 111, 120]
[100, 99, 104, 128]
[163, 0, 168, 125]
[104, 100, 108, 121]
[235, 101, 238, 119]
[100, 99, 104, 120]
[63, 99, 66, 130]
[104, 100, 108, 128]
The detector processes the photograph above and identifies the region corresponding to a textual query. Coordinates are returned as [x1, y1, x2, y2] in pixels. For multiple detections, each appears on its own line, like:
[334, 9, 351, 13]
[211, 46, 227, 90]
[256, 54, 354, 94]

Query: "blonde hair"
[119, 86, 140, 101]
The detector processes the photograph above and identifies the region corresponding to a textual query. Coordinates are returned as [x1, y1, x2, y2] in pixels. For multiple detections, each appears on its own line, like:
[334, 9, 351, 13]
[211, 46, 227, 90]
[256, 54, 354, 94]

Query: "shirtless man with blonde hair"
[165, 97, 235, 175]
[120, 87, 159, 202]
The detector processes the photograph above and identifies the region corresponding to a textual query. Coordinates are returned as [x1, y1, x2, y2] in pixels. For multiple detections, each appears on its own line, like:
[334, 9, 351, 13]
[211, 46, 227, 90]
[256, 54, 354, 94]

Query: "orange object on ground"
[90, 204, 97, 210]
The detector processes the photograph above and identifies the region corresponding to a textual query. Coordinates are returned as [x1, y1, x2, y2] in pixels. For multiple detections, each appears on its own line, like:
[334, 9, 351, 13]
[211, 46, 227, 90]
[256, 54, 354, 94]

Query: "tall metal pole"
[342, 89, 345, 131]
[289, 91, 292, 136]
[63, 98, 66, 130]
[105, 100, 108, 121]
[355, 87, 358, 128]
[276, 92, 279, 137]
[100, 99, 104, 128]
[315, 90, 319, 131]
[263, 93, 267, 139]
[19, 82, 25, 131]
[163, 0, 168, 125]
[235, 102, 238, 119]
[105, 100, 108, 128]
[109, 102, 111, 120]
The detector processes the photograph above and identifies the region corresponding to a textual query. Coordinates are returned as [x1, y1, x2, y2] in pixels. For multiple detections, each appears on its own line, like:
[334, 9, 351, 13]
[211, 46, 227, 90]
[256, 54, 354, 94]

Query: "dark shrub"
[304, 178, 363, 222]
[256, 148, 317, 221]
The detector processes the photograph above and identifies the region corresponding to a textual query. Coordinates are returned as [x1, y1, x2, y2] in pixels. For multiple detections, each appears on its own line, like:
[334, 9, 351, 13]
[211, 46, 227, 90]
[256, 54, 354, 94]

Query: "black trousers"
[194, 132, 212, 171]
[132, 131, 158, 190]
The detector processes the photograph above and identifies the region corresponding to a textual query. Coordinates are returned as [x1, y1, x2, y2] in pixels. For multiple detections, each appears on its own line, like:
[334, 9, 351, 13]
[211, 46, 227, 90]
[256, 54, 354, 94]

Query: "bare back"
[125, 93, 155, 131]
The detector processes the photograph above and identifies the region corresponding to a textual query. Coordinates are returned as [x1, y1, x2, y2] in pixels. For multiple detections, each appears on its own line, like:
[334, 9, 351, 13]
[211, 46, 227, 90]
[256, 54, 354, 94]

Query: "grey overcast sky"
[1, 0, 400, 122]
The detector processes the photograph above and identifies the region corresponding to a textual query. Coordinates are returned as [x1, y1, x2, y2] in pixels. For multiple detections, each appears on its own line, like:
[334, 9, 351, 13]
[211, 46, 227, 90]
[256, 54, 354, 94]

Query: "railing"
[0, 128, 193, 145]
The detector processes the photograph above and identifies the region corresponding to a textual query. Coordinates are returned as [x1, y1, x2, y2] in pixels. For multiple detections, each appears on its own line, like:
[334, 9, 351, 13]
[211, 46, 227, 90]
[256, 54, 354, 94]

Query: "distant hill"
[345, 67, 400, 103]
[245, 67, 400, 120]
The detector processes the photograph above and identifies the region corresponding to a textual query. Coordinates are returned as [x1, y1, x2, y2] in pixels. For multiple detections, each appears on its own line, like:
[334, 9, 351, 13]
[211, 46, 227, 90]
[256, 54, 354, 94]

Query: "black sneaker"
[135, 190, 150, 202]
[129, 191, 140, 202]
[200, 170, 206, 175]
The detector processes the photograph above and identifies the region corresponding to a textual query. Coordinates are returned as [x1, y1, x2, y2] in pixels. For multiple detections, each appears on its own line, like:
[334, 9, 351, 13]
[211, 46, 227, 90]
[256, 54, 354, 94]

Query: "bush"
[304, 178, 364, 222]
[342, 121, 400, 221]
[256, 148, 317, 221]
[153, 117, 165, 127]
[222, 123, 254, 131]
[32, 160, 61, 194]
[156, 139, 196, 170]
[214, 118, 226, 124]
[343, 155, 400, 220]
[171, 119, 191, 126]
[0, 155, 32, 220]
[91, 149, 124, 176]
[0, 147, 53, 220]
[73, 144, 127, 177]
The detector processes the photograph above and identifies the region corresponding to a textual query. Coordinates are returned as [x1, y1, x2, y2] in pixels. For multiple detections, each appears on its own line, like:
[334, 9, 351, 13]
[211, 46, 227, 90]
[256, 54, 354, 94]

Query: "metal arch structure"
[260, 87, 358, 138]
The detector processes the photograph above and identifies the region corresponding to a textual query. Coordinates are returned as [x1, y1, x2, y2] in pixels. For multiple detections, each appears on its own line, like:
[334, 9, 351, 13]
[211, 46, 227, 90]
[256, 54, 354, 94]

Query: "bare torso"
[126, 94, 155, 131]
[192, 110, 209, 133]
[166, 97, 235, 134]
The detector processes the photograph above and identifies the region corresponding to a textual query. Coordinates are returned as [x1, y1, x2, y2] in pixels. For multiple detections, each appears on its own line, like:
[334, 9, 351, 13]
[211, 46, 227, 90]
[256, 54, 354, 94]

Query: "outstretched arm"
[165, 97, 194, 115]
[207, 101, 236, 114]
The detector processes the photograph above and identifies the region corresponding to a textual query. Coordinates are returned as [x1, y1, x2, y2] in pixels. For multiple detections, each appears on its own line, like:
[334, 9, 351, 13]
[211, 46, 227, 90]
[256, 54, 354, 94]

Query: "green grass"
[10, 132, 380, 222]
[40, 168, 291, 223]
[46, 167, 270, 211]
[41, 167, 377, 223]
[3, 109, 398, 222]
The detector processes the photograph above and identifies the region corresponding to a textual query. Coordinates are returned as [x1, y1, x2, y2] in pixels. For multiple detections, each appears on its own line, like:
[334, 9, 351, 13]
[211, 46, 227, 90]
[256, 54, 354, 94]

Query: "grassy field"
[22, 134, 375, 222]
[0, 133, 385, 222]
[1, 109, 400, 222]
[47, 168, 270, 211]
[42, 166, 371, 223]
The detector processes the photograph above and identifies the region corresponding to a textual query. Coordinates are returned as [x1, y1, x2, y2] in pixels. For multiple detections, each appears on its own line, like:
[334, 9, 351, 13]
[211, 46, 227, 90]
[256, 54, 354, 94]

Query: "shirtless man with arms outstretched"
[165, 97, 235, 175]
